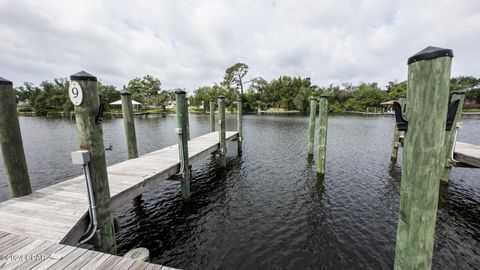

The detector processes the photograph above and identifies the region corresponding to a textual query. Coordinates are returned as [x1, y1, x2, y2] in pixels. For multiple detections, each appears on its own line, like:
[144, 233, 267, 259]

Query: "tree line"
[13, 63, 480, 115]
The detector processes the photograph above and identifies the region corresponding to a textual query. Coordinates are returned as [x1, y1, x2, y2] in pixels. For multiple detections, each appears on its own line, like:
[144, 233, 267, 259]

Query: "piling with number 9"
[70, 71, 117, 254]
[394, 47, 453, 270]
[0, 77, 32, 198]
[316, 96, 329, 175]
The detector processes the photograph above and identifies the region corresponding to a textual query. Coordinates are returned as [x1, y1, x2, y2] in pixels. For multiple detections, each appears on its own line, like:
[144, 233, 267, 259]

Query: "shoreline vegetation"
[13, 63, 480, 116]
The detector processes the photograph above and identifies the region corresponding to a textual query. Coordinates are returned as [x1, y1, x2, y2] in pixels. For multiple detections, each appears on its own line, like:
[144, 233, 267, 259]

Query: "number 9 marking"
[69, 81, 83, 106]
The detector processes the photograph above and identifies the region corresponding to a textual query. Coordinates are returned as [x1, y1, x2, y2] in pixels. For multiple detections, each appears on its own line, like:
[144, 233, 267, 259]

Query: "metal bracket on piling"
[393, 102, 408, 131]
[95, 103, 106, 124]
[71, 150, 99, 247]
[445, 99, 460, 131]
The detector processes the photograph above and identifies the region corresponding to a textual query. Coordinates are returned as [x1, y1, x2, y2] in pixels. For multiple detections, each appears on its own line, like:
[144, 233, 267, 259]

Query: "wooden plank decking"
[0, 131, 238, 263]
[454, 142, 480, 168]
[398, 135, 480, 168]
[0, 231, 176, 269]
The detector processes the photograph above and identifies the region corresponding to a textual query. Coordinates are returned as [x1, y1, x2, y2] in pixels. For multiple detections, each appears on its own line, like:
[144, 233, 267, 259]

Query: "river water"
[0, 114, 479, 269]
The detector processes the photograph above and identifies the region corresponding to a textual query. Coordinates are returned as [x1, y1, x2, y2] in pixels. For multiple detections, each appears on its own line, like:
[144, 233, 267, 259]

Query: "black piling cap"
[175, 89, 186, 95]
[120, 91, 131, 96]
[319, 95, 329, 99]
[407, 46, 453, 65]
[0, 76, 12, 86]
[218, 95, 225, 99]
[70, 71, 97, 82]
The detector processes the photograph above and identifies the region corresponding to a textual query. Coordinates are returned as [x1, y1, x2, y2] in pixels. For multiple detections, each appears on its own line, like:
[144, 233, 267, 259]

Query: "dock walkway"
[0, 231, 174, 269]
[454, 142, 480, 167]
[0, 131, 238, 268]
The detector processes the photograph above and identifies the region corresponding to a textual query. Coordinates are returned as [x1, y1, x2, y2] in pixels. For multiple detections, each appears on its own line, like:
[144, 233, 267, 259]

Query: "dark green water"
[0, 114, 479, 269]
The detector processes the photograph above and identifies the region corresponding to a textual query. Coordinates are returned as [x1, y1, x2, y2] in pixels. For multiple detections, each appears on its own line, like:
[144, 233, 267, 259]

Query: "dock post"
[237, 98, 243, 155]
[394, 46, 453, 270]
[185, 97, 190, 140]
[70, 71, 117, 254]
[440, 91, 465, 183]
[390, 97, 406, 163]
[210, 100, 215, 132]
[218, 96, 227, 168]
[316, 96, 329, 175]
[175, 90, 191, 200]
[120, 92, 138, 159]
[308, 97, 317, 156]
[0, 77, 32, 197]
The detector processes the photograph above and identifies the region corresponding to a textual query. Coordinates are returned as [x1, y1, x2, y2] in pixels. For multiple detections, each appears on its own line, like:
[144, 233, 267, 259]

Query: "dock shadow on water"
[1, 114, 479, 269]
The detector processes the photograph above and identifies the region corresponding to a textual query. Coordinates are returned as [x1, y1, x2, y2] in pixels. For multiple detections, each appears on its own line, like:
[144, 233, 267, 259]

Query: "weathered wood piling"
[185, 96, 190, 140]
[316, 96, 328, 175]
[237, 98, 243, 154]
[308, 97, 317, 156]
[390, 97, 405, 163]
[440, 91, 465, 183]
[120, 92, 139, 159]
[70, 71, 117, 254]
[175, 90, 191, 200]
[218, 96, 227, 168]
[0, 76, 32, 197]
[394, 46, 453, 270]
[210, 100, 215, 132]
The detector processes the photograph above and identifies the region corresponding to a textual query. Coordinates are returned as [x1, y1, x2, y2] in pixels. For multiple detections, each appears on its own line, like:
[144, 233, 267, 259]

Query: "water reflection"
[0, 114, 479, 269]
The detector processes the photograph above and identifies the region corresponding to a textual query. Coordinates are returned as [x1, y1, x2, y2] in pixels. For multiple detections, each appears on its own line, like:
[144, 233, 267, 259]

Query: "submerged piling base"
[124, 247, 150, 262]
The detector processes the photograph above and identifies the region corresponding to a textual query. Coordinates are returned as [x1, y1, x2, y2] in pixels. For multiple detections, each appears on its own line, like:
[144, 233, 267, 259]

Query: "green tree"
[386, 81, 407, 100]
[450, 76, 480, 102]
[344, 82, 388, 111]
[123, 75, 161, 107]
[98, 82, 120, 111]
[223, 63, 249, 97]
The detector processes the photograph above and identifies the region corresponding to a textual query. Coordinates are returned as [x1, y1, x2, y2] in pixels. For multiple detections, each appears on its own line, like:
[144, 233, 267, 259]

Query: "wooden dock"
[0, 231, 175, 269]
[454, 142, 480, 167]
[398, 135, 480, 168]
[0, 131, 238, 269]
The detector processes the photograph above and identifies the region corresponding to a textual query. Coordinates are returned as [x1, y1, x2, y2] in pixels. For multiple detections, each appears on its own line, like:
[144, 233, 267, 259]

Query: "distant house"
[380, 100, 396, 113]
[165, 101, 176, 109]
[109, 99, 142, 108]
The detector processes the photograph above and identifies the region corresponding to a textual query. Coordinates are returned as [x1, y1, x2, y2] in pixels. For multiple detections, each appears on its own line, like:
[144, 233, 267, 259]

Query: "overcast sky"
[0, 0, 478, 91]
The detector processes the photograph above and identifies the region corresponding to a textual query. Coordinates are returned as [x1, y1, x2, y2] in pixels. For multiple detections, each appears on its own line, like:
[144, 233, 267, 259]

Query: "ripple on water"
[0, 114, 479, 269]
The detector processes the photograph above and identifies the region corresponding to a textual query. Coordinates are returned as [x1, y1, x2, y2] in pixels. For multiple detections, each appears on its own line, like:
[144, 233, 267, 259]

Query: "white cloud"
[0, 0, 478, 91]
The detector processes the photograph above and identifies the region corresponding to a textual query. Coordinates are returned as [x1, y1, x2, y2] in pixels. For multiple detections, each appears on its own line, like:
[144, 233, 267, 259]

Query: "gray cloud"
[0, 0, 478, 91]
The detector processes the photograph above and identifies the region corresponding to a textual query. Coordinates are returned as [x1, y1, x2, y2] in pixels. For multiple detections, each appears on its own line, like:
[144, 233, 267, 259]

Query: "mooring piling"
[393, 46, 453, 270]
[390, 96, 406, 163]
[316, 96, 329, 175]
[218, 96, 227, 168]
[308, 97, 317, 156]
[210, 100, 215, 132]
[440, 91, 465, 183]
[70, 71, 117, 254]
[185, 96, 190, 140]
[0, 76, 32, 198]
[120, 92, 139, 159]
[237, 98, 243, 154]
[175, 90, 191, 200]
